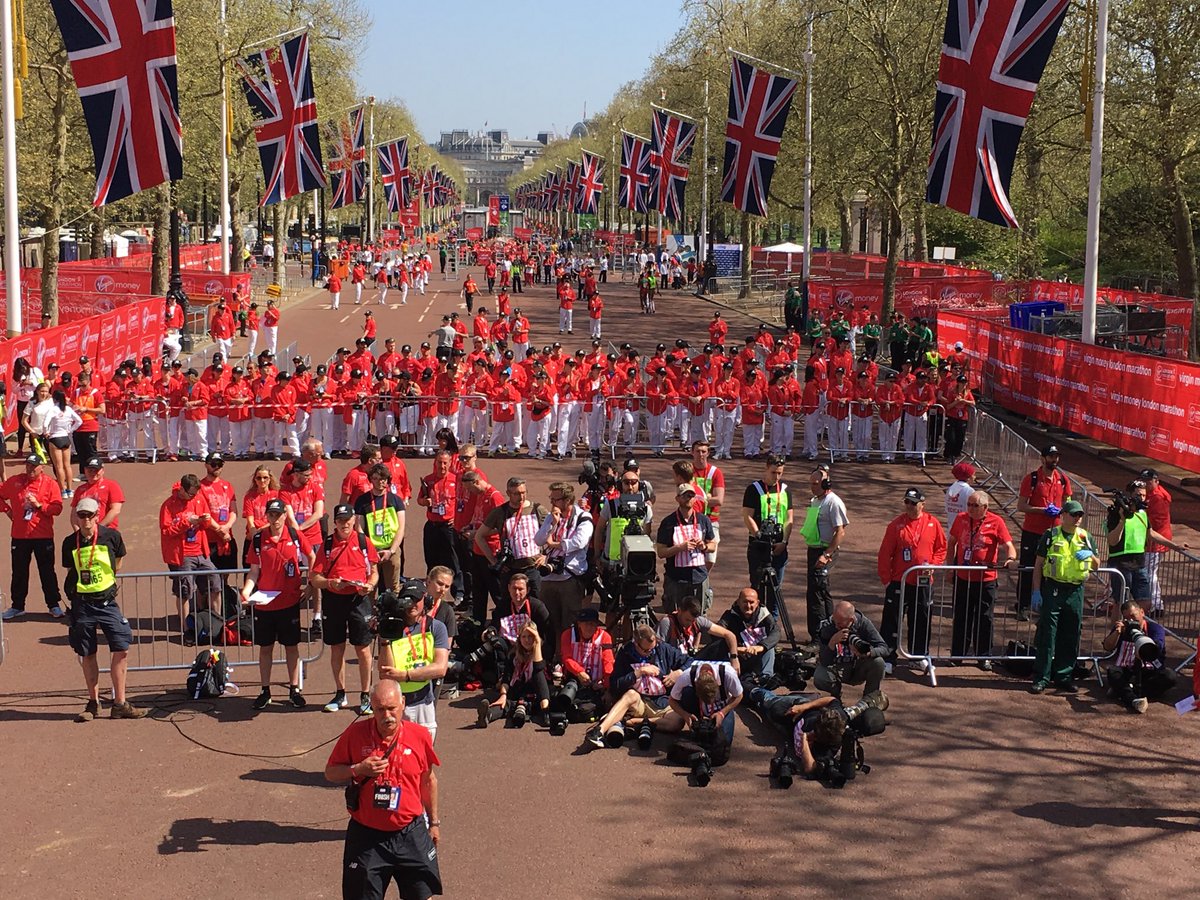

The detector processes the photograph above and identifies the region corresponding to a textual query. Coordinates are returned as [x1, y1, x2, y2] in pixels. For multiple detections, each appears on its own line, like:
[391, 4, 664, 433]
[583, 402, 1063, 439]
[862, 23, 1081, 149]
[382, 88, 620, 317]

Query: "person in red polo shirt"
[242, 498, 316, 711]
[310, 503, 379, 715]
[280, 457, 325, 546]
[418, 450, 460, 597]
[340, 443, 381, 507]
[0, 455, 65, 619]
[324, 680, 442, 899]
[71, 456, 125, 530]
[877, 487, 947, 664]
[159, 473, 220, 644]
[946, 489, 1016, 669]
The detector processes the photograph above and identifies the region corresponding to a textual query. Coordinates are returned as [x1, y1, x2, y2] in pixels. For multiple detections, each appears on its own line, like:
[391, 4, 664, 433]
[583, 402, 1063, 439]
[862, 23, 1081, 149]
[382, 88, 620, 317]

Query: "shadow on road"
[158, 817, 343, 854]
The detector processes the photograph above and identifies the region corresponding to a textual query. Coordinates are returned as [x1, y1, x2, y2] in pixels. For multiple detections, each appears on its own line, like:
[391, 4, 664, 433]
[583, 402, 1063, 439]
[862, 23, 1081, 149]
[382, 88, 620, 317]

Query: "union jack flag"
[237, 32, 326, 207]
[49, 0, 184, 207]
[925, 0, 1069, 227]
[548, 168, 565, 211]
[327, 105, 366, 209]
[421, 168, 437, 207]
[619, 132, 653, 213]
[575, 151, 605, 216]
[648, 107, 697, 221]
[564, 161, 581, 213]
[376, 137, 411, 213]
[720, 56, 798, 218]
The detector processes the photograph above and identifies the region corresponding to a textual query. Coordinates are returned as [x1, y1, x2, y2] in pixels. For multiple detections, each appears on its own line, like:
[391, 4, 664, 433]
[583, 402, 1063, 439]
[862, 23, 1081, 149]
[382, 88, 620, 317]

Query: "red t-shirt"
[72, 477, 126, 528]
[313, 532, 379, 591]
[949, 511, 1013, 582]
[242, 488, 279, 535]
[326, 719, 439, 831]
[1019, 467, 1069, 535]
[280, 480, 325, 541]
[341, 466, 373, 505]
[246, 527, 312, 610]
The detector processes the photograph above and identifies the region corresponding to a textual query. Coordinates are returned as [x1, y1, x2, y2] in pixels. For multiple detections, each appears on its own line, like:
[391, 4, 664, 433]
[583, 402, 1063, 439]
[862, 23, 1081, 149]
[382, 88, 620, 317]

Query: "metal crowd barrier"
[0, 595, 6, 668]
[100, 568, 324, 688]
[895, 563, 1127, 687]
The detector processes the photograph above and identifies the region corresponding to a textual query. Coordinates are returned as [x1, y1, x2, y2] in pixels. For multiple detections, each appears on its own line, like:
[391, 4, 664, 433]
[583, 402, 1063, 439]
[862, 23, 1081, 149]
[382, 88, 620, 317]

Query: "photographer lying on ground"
[662, 660, 744, 785]
[1100, 599, 1176, 714]
[477, 622, 551, 728]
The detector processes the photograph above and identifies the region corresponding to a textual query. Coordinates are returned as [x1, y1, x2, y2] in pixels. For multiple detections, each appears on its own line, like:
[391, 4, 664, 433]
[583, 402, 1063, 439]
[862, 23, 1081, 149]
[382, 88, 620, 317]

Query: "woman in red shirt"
[263, 299, 281, 355]
[241, 465, 279, 563]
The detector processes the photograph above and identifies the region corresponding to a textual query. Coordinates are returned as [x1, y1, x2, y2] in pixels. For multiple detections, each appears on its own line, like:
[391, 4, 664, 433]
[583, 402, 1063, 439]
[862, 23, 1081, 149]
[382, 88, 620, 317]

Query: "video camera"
[374, 579, 426, 641]
[1122, 619, 1160, 663]
[445, 624, 511, 681]
[754, 516, 784, 546]
[1110, 489, 1143, 519]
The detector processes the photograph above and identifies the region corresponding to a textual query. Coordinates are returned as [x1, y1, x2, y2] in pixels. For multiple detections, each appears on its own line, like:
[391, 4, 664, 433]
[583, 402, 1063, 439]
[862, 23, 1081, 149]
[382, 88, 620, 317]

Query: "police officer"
[325, 680, 443, 900]
[355, 464, 406, 594]
[64, 497, 146, 721]
[1030, 500, 1099, 694]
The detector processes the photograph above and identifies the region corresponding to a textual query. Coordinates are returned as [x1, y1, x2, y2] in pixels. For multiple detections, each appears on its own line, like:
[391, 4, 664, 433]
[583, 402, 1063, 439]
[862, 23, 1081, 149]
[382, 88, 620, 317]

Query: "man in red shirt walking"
[0, 455, 66, 619]
[242, 498, 316, 710]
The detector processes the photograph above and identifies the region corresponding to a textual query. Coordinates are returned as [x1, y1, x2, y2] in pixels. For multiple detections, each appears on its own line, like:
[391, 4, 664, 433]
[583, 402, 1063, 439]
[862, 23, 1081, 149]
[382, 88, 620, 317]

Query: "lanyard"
[402, 616, 429, 663]
[76, 528, 99, 571]
[763, 482, 784, 519]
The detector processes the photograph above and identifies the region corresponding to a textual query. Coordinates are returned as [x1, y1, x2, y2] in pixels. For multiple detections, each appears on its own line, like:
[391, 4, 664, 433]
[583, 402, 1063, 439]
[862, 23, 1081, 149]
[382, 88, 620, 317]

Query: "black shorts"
[48, 435, 72, 450]
[211, 537, 239, 572]
[68, 600, 133, 656]
[252, 605, 302, 647]
[322, 591, 374, 647]
[343, 817, 442, 900]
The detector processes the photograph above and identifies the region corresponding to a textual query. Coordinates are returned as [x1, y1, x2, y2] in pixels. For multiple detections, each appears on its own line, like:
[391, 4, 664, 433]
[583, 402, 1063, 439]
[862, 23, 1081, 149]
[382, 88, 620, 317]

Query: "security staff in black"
[63, 497, 146, 721]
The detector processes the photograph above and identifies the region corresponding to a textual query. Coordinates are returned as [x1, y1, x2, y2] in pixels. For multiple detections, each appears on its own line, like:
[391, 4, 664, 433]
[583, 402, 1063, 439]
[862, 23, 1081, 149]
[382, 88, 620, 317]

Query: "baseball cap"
[75, 497, 100, 515]
[84, 457, 103, 470]
[1062, 500, 1085, 515]
[24, 454, 40, 466]
[577, 608, 600, 622]
[1139, 468, 1158, 480]
[205, 452, 225, 465]
[333, 503, 355, 520]
[1041, 444, 1060, 457]
[265, 499, 286, 515]
[676, 483, 697, 497]
[903, 487, 925, 503]
[954, 341, 964, 350]
[951, 462, 976, 481]
[290, 458, 312, 473]
[380, 435, 399, 448]
[78, 355, 89, 364]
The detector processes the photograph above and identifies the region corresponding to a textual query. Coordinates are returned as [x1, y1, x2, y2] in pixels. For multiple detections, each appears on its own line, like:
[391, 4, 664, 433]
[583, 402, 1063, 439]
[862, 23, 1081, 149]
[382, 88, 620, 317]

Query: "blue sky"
[356, 0, 686, 142]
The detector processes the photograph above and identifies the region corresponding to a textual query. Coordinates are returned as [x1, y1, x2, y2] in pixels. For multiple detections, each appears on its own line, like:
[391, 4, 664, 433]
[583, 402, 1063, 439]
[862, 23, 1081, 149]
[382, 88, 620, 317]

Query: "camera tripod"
[754, 563, 797, 647]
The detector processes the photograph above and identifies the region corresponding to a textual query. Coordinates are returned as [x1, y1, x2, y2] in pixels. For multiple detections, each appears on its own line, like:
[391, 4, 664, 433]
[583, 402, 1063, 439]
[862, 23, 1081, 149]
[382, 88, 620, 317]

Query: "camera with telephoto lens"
[688, 750, 714, 787]
[1122, 619, 1160, 663]
[755, 516, 784, 546]
[510, 700, 529, 728]
[1110, 489, 1143, 519]
[774, 649, 814, 691]
[548, 711, 569, 736]
[489, 546, 515, 576]
[770, 750, 797, 789]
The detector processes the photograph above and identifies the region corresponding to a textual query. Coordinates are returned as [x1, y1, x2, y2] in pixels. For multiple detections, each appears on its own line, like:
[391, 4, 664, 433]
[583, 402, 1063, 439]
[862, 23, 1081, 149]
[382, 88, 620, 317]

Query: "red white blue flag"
[648, 107, 697, 221]
[575, 151, 604, 216]
[720, 55, 798, 218]
[376, 137, 411, 213]
[618, 132, 653, 214]
[49, 0, 184, 207]
[237, 32, 326, 207]
[327, 105, 366, 209]
[925, 0, 1070, 227]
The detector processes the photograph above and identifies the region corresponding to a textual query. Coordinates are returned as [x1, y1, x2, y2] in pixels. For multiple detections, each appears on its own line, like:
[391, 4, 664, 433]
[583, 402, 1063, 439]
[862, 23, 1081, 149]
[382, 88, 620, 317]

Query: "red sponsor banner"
[487, 195, 500, 227]
[939, 311, 1200, 472]
[465, 227, 483, 241]
[513, 227, 532, 241]
[475, 249, 493, 266]
[399, 197, 420, 229]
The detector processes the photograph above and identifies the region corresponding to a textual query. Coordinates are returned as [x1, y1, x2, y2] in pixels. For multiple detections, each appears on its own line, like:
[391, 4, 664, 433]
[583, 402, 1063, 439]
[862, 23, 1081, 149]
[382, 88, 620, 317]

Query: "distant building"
[436, 129, 555, 205]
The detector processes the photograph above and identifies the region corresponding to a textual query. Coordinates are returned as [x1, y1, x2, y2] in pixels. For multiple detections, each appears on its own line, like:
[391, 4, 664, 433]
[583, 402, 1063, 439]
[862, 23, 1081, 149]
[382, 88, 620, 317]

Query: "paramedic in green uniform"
[1030, 500, 1098, 694]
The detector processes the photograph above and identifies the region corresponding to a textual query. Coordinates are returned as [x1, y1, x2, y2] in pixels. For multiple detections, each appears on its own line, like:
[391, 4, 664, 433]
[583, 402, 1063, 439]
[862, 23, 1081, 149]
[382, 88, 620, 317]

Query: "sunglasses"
[255, 475, 271, 481]
[77, 511, 96, 520]
[1066, 510, 1084, 517]
[903, 499, 920, 506]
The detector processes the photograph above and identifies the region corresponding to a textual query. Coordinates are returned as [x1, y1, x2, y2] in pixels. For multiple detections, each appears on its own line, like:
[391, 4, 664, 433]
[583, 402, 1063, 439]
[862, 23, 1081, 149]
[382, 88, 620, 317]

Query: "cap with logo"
[903, 487, 925, 503]
[84, 456, 103, 469]
[333, 504, 355, 520]
[265, 499, 286, 515]
[1041, 444, 1060, 457]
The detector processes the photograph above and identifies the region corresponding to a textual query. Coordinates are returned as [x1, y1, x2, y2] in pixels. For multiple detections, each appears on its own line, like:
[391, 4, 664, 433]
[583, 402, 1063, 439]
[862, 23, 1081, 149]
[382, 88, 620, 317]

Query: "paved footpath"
[0, 261, 1197, 898]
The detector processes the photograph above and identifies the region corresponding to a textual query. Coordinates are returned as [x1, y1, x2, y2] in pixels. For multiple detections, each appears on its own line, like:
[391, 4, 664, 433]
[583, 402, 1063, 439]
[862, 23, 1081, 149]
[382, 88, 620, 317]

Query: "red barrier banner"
[513, 227, 532, 241]
[939, 311, 1200, 471]
[465, 227, 483, 241]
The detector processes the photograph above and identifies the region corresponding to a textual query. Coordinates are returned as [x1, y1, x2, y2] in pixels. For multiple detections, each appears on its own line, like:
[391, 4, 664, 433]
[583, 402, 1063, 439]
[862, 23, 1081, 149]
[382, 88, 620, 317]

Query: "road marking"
[339, 314, 350, 324]
[417, 314, 425, 323]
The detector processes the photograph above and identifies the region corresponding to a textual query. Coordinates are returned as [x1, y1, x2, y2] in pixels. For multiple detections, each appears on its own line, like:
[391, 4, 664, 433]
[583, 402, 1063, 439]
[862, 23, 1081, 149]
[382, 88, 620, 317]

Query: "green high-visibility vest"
[1109, 510, 1148, 559]
[72, 543, 117, 594]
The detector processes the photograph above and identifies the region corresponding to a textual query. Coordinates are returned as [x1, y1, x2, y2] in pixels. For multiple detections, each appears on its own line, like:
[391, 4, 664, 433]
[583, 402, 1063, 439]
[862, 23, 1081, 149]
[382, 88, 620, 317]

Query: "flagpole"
[650, 103, 697, 124]
[728, 47, 805, 81]
[1081, 0, 1108, 346]
[802, 12, 814, 286]
[1, 0, 19, 335]
[700, 76, 709, 267]
[366, 96, 375, 245]
[218, 0, 231, 275]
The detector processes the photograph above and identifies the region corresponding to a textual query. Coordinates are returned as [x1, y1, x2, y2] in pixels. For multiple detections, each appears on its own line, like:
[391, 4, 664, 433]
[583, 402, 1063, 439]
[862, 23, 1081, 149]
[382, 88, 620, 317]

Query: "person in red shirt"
[457, 470, 504, 620]
[483, 259, 497, 293]
[159, 473, 220, 643]
[324, 680, 442, 895]
[373, 264, 389, 305]
[0, 456, 66, 619]
[362, 309, 378, 349]
[269, 372, 300, 460]
[486, 369, 521, 455]
[70, 370, 104, 478]
[208, 299, 235, 359]
[418, 449, 461, 594]
[822, 368, 851, 460]
[376, 337, 402, 376]
[311, 504, 380, 713]
[327, 270, 343, 310]
[709, 362, 740, 460]
[850, 371, 877, 462]
[242, 498, 316, 710]
[766, 368, 799, 458]
[262, 299, 281, 355]
[739, 365, 768, 459]
[510, 308, 530, 360]
[902, 370, 937, 461]
[525, 370, 555, 458]
[70, 457, 125, 530]
[179, 369, 212, 460]
[877, 486, 947, 662]
[942, 374, 975, 462]
[1140, 468, 1173, 613]
[875, 372, 906, 463]
[351, 261, 367, 305]
[946, 489, 1016, 666]
[220, 366, 251, 459]
[556, 607, 614, 716]
[280, 457, 325, 548]
[708, 311, 729, 347]
[558, 279, 576, 334]
[163, 296, 185, 361]
[196, 452, 239, 578]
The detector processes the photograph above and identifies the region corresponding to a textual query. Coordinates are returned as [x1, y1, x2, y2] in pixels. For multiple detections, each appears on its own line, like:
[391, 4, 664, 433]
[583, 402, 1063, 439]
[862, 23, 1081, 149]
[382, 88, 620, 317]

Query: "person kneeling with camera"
[656, 596, 740, 670]
[551, 608, 614, 734]
[663, 661, 744, 785]
[586, 624, 685, 750]
[717, 587, 780, 680]
[815, 601, 889, 707]
[477, 622, 551, 728]
[1101, 599, 1176, 714]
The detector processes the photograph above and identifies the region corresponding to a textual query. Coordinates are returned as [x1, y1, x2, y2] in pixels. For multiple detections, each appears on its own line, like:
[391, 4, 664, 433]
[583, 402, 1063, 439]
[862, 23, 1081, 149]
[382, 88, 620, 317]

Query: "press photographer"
[655, 596, 740, 670]
[533, 482, 593, 664]
[377, 581, 451, 741]
[1107, 480, 1186, 607]
[475, 476, 549, 597]
[587, 625, 685, 750]
[592, 477, 657, 634]
[1100, 600, 1176, 714]
[663, 661, 744, 785]
[553, 608, 614, 732]
[717, 587, 780, 679]
[815, 601, 888, 706]
[477, 622, 551, 728]
[655, 483, 716, 613]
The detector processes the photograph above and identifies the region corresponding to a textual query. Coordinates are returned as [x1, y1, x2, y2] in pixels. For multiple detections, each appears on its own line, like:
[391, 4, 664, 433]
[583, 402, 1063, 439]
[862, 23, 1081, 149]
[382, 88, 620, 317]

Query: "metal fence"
[962, 409, 1200, 672]
[895, 563, 1128, 687]
[101, 568, 325, 688]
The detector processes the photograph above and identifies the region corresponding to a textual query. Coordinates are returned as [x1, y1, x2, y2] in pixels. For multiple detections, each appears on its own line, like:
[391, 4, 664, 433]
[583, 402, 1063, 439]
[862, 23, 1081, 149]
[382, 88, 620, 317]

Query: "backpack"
[186, 649, 229, 700]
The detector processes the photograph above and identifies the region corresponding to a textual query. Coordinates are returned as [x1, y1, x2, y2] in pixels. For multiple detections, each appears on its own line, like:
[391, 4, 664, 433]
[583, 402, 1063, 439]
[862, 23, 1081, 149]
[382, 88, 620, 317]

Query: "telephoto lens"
[511, 701, 529, 728]
[689, 751, 713, 787]
[603, 721, 626, 748]
[770, 753, 795, 789]
[637, 722, 654, 750]
[548, 711, 569, 736]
